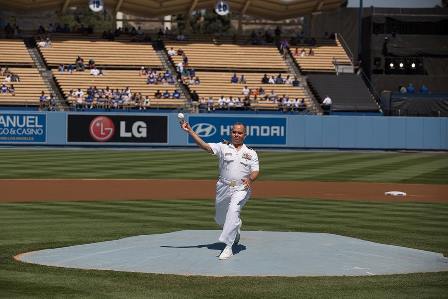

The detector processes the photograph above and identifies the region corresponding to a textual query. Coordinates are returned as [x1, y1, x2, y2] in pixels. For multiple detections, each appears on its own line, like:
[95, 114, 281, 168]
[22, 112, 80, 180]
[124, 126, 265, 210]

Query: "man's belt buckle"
[229, 180, 236, 187]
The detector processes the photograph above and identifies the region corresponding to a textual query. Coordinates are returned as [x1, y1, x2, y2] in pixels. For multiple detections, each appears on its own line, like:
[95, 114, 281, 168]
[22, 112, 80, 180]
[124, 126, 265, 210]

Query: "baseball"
[177, 113, 184, 120]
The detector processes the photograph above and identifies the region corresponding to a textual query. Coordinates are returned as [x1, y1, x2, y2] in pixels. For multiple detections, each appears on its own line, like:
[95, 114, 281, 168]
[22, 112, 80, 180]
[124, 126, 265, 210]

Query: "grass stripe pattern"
[0, 149, 447, 184]
[0, 198, 447, 298]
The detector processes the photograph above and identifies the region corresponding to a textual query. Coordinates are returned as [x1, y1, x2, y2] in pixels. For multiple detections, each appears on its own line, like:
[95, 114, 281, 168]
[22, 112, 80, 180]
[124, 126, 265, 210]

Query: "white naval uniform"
[208, 142, 259, 246]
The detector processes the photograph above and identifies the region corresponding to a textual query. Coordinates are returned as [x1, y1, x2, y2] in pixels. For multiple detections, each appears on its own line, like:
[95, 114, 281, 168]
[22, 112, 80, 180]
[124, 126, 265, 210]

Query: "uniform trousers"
[215, 180, 251, 246]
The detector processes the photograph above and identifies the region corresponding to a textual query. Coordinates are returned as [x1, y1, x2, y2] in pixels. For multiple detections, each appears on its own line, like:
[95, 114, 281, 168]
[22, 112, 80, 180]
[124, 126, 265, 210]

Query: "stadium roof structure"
[3, 0, 345, 20]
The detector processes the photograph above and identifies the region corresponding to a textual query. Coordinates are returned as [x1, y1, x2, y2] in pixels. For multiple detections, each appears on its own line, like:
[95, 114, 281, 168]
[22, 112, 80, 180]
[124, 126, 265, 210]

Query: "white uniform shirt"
[209, 142, 259, 182]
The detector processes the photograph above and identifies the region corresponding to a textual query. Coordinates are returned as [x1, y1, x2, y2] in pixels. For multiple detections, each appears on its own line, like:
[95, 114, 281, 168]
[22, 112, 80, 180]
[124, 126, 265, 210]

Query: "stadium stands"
[38, 39, 161, 68]
[187, 71, 310, 111]
[0, 67, 50, 107]
[54, 70, 185, 109]
[291, 39, 351, 73]
[307, 73, 380, 113]
[0, 39, 33, 65]
[166, 42, 288, 71]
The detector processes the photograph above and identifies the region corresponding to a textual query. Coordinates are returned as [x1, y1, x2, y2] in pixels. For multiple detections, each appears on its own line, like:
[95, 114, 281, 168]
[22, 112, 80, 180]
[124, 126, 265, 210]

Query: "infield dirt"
[1, 180, 447, 203]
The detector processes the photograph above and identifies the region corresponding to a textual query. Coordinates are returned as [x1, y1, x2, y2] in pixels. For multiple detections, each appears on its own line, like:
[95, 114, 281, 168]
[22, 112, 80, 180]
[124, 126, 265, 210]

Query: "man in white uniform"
[181, 121, 260, 260]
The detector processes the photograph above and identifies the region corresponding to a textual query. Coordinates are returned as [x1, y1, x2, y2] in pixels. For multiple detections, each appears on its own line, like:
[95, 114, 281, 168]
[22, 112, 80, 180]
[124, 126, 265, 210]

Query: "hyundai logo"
[192, 123, 217, 138]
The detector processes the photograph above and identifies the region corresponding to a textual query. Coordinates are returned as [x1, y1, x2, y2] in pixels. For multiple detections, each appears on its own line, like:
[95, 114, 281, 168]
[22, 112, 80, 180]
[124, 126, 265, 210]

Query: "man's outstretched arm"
[181, 122, 213, 154]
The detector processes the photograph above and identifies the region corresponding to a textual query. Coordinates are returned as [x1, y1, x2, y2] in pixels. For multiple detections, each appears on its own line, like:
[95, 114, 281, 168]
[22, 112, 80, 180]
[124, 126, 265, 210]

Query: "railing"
[358, 69, 383, 113]
[335, 33, 355, 66]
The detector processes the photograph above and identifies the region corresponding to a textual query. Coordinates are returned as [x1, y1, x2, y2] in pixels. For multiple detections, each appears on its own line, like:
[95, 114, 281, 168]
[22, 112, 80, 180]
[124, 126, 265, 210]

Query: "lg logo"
[192, 123, 216, 138]
[89, 116, 114, 142]
[89, 116, 147, 142]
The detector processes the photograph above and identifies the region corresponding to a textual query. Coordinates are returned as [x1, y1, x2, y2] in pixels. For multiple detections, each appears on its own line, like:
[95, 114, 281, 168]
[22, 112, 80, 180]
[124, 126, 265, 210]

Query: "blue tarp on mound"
[17, 231, 448, 277]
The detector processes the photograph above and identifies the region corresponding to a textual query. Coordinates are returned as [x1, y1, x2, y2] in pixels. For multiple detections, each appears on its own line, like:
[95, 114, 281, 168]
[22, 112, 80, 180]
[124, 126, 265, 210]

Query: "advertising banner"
[0, 113, 46, 143]
[67, 114, 167, 143]
[188, 116, 286, 145]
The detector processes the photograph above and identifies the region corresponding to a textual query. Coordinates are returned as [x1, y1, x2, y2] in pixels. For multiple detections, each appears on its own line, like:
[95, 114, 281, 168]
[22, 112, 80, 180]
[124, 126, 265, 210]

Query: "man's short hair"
[232, 122, 246, 134]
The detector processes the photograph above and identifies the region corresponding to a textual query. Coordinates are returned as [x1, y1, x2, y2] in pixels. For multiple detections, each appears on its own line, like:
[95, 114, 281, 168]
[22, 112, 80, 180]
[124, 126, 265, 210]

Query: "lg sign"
[89, 116, 114, 141]
[89, 116, 147, 141]
[68, 115, 167, 144]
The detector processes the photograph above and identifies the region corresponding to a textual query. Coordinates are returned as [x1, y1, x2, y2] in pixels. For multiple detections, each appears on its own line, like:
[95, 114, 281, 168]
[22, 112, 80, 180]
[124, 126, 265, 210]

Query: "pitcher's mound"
[16, 231, 448, 276]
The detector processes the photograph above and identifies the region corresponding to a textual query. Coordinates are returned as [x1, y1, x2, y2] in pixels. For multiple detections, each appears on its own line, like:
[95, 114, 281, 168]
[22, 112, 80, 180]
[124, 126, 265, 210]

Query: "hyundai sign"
[188, 116, 286, 145]
[0, 113, 46, 143]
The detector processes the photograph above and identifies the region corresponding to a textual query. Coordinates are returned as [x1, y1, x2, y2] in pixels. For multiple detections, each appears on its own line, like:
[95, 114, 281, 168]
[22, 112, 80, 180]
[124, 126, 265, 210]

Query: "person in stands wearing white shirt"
[167, 47, 176, 56]
[180, 121, 259, 260]
[322, 95, 332, 114]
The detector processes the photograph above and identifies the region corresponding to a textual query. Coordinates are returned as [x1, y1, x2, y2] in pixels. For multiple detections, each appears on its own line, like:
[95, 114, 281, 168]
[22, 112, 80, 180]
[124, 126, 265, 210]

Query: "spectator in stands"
[300, 48, 306, 57]
[268, 76, 275, 84]
[251, 88, 259, 100]
[168, 47, 176, 56]
[39, 91, 47, 110]
[206, 97, 214, 112]
[8, 84, 15, 96]
[406, 83, 415, 94]
[1, 84, 8, 94]
[218, 96, 226, 109]
[75, 56, 85, 71]
[162, 90, 170, 99]
[261, 74, 269, 84]
[37, 36, 51, 48]
[3, 74, 12, 84]
[193, 76, 201, 85]
[139, 66, 147, 77]
[267, 90, 278, 102]
[67, 64, 74, 73]
[189, 90, 198, 103]
[321, 95, 332, 114]
[142, 95, 151, 110]
[284, 75, 292, 85]
[2, 67, 11, 76]
[182, 54, 189, 66]
[147, 73, 156, 84]
[10, 72, 20, 82]
[299, 98, 306, 111]
[167, 75, 175, 84]
[58, 64, 65, 72]
[188, 68, 196, 78]
[164, 70, 172, 80]
[176, 61, 184, 74]
[243, 97, 251, 110]
[172, 89, 181, 99]
[48, 94, 57, 111]
[258, 86, 265, 96]
[275, 73, 284, 84]
[186, 76, 194, 86]
[156, 73, 165, 84]
[294, 48, 299, 56]
[292, 76, 300, 87]
[239, 75, 247, 84]
[399, 85, 407, 94]
[242, 86, 250, 98]
[420, 84, 429, 94]
[279, 95, 288, 111]
[308, 48, 315, 56]
[90, 67, 101, 76]
[231, 73, 238, 84]
[88, 58, 96, 69]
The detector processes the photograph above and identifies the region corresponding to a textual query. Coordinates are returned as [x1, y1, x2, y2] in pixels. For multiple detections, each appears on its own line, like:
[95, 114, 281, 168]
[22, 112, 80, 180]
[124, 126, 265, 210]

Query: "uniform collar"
[229, 143, 246, 152]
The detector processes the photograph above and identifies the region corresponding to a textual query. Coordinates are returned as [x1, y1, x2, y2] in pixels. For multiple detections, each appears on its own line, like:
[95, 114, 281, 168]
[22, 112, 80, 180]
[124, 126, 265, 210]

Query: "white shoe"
[218, 245, 233, 260]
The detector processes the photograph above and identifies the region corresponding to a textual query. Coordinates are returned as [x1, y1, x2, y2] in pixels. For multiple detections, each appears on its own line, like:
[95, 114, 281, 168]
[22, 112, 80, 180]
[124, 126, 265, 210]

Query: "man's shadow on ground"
[161, 242, 246, 255]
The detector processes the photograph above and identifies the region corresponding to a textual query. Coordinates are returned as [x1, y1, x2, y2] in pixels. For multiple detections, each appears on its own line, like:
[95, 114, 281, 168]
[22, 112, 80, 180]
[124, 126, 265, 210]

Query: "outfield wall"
[0, 111, 447, 150]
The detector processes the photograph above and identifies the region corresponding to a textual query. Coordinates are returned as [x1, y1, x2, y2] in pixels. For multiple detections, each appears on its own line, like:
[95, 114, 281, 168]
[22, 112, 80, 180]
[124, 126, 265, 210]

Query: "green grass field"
[0, 149, 447, 298]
